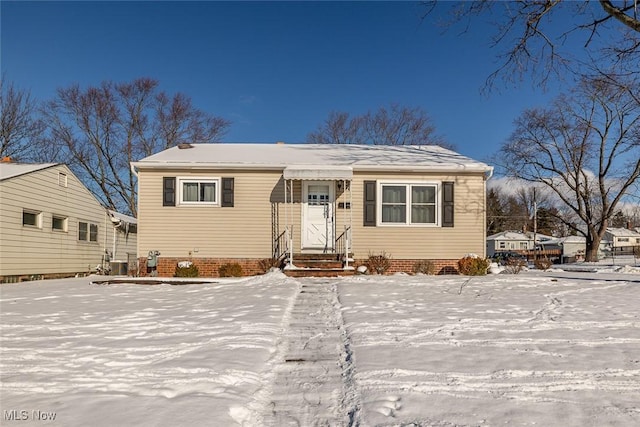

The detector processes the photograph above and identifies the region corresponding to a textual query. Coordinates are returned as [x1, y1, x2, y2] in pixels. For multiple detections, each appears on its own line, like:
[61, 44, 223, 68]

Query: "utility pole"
[533, 188, 537, 261]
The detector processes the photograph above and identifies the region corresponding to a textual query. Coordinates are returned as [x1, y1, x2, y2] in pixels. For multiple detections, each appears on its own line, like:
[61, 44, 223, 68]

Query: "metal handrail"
[335, 226, 352, 269]
[273, 228, 289, 261]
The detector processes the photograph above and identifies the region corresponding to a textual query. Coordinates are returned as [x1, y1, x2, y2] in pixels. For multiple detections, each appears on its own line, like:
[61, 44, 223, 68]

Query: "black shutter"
[163, 177, 176, 207]
[363, 180, 376, 226]
[442, 181, 454, 227]
[221, 177, 234, 207]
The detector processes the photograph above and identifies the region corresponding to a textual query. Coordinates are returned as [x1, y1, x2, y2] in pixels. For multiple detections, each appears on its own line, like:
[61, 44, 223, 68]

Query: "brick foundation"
[353, 258, 460, 275]
[138, 257, 267, 278]
[138, 256, 459, 277]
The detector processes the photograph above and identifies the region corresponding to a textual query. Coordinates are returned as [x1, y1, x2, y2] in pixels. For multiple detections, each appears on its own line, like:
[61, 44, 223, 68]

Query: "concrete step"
[284, 268, 355, 278]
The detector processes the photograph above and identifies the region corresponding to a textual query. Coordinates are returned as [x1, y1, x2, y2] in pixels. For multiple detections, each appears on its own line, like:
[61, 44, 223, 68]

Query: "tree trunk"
[585, 228, 606, 262]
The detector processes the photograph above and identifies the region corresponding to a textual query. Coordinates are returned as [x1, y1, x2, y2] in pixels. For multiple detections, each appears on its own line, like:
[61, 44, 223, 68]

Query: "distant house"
[486, 230, 569, 260]
[0, 162, 137, 282]
[131, 143, 493, 276]
[604, 227, 640, 253]
[486, 231, 534, 257]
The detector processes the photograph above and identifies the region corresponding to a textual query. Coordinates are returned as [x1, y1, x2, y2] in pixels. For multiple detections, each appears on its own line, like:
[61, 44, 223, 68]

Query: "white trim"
[52, 215, 68, 232]
[376, 180, 441, 227]
[283, 165, 353, 180]
[177, 177, 220, 206]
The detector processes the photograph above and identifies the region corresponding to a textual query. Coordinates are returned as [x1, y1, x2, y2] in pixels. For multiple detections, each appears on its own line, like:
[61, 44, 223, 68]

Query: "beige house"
[132, 143, 493, 276]
[0, 162, 137, 282]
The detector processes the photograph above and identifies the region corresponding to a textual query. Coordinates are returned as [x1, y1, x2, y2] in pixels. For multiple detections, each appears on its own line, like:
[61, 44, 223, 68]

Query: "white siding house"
[0, 162, 137, 282]
[486, 231, 535, 257]
[603, 227, 640, 254]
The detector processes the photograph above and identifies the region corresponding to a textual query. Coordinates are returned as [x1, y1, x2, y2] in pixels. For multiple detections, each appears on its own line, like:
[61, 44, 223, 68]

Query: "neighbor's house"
[603, 227, 640, 254]
[486, 231, 535, 257]
[486, 230, 568, 261]
[131, 143, 493, 276]
[0, 162, 137, 282]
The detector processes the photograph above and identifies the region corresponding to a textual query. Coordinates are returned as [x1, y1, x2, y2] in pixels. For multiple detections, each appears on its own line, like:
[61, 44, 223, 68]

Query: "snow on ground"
[1, 265, 639, 426]
[0, 273, 300, 426]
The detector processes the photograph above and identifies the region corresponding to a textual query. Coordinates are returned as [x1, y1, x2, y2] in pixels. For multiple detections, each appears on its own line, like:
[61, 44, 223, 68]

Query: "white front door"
[302, 182, 334, 250]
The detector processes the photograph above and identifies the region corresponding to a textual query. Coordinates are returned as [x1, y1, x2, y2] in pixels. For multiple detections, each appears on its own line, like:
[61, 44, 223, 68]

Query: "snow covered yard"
[339, 272, 640, 426]
[0, 274, 300, 426]
[1, 269, 639, 426]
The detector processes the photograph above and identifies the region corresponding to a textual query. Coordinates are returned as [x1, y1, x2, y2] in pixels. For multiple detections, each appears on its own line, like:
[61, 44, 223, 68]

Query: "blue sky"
[2, 1, 574, 163]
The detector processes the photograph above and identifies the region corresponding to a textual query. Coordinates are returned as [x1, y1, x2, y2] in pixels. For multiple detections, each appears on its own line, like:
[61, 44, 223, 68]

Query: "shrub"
[413, 260, 436, 275]
[457, 256, 490, 276]
[218, 262, 243, 277]
[366, 251, 392, 275]
[503, 258, 528, 274]
[534, 257, 553, 271]
[174, 263, 199, 278]
[258, 257, 282, 274]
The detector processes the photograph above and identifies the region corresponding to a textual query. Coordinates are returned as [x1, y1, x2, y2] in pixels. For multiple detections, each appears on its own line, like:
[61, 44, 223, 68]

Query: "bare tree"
[39, 78, 231, 216]
[425, 1, 640, 90]
[0, 78, 44, 159]
[308, 104, 452, 148]
[307, 111, 367, 145]
[498, 75, 640, 261]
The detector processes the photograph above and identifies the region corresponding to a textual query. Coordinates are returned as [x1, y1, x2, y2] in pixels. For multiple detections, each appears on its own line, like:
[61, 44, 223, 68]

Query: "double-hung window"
[178, 178, 219, 206]
[79, 221, 98, 242]
[379, 183, 438, 226]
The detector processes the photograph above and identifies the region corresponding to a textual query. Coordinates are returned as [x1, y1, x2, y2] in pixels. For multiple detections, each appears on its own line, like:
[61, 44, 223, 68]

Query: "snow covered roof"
[557, 235, 586, 244]
[0, 162, 58, 181]
[487, 230, 557, 243]
[132, 143, 493, 174]
[606, 227, 640, 238]
[486, 231, 531, 241]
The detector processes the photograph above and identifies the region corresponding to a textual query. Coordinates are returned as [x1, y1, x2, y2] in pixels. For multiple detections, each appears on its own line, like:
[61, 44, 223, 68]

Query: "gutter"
[130, 162, 494, 175]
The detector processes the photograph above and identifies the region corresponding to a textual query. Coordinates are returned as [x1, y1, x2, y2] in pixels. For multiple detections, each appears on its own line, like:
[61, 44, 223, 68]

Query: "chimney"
[1, 156, 12, 163]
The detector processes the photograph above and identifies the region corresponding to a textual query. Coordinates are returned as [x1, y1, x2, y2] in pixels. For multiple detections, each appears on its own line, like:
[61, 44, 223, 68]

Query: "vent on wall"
[58, 172, 67, 187]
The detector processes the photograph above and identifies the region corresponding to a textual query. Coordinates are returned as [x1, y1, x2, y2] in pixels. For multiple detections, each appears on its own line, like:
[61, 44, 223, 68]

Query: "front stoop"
[283, 253, 355, 277]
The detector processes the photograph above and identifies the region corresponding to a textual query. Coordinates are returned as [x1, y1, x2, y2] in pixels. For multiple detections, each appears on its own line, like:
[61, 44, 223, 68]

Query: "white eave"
[283, 165, 353, 180]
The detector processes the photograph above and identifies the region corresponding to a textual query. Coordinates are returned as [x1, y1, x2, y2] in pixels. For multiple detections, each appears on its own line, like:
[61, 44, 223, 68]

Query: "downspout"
[130, 163, 139, 266]
[483, 167, 494, 259]
[104, 211, 108, 270]
[485, 167, 494, 181]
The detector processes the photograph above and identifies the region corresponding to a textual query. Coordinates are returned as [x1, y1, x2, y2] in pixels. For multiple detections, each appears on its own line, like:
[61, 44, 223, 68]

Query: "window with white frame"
[379, 183, 438, 225]
[22, 209, 42, 228]
[52, 215, 67, 232]
[78, 221, 98, 242]
[178, 178, 219, 205]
